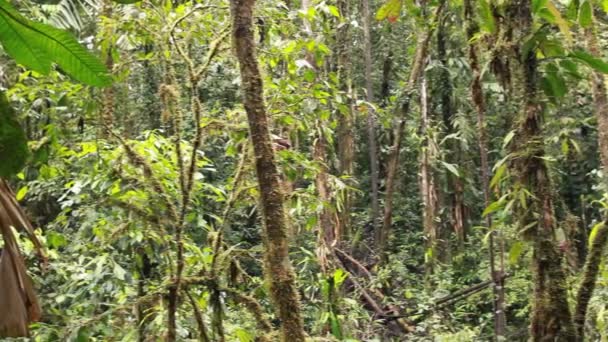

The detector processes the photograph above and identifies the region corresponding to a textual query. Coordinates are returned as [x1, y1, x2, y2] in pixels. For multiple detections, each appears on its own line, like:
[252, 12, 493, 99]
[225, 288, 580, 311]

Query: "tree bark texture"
[573, 15, 608, 340]
[336, 0, 354, 240]
[230, 1, 306, 341]
[419, 76, 439, 277]
[505, 2, 575, 340]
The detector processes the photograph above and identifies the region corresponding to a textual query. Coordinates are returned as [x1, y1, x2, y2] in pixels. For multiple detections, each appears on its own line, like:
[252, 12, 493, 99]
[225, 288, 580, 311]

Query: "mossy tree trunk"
[505, 2, 575, 340]
[230, 1, 306, 341]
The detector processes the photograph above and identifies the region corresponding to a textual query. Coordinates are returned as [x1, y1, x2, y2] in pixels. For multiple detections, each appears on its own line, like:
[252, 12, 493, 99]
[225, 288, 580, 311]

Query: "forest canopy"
[0, 0, 608, 341]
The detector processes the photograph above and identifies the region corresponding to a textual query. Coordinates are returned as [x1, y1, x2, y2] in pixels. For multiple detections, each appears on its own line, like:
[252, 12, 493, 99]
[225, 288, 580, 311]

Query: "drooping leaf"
[441, 161, 460, 177]
[570, 49, 608, 73]
[578, 0, 593, 28]
[376, 0, 402, 23]
[0, 91, 29, 178]
[0, 0, 111, 86]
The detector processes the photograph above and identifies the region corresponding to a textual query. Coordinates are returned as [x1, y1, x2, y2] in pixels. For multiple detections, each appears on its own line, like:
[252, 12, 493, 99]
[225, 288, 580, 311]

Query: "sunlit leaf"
[376, 0, 402, 23]
[16, 186, 28, 201]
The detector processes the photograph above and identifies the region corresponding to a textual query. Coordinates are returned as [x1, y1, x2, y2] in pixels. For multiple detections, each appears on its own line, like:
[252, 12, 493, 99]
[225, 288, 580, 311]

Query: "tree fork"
[230, 1, 306, 341]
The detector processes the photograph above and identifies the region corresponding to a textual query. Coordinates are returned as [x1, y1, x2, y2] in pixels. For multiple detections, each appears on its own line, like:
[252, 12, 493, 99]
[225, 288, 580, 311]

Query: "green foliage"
[0, 0, 110, 86]
[0, 91, 29, 177]
[570, 49, 608, 73]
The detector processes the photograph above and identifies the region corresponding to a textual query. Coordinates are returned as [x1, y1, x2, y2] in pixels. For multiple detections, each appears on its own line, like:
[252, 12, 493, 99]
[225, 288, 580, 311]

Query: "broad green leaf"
[0, 91, 28, 177]
[603, 0, 608, 12]
[376, 0, 402, 22]
[0, 2, 50, 74]
[570, 50, 608, 73]
[0, 0, 111, 86]
[578, 0, 593, 28]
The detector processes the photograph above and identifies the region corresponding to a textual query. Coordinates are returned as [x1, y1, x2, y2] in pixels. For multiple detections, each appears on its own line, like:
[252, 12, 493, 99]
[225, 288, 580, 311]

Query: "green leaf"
[509, 242, 525, 265]
[376, 0, 402, 22]
[570, 49, 608, 73]
[483, 198, 505, 217]
[113, 0, 141, 3]
[16, 186, 28, 201]
[0, 0, 111, 86]
[47, 231, 67, 248]
[479, 0, 496, 33]
[441, 161, 460, 177]
[533, 0, 549, 13]
[0, 91, 28, 177]
[603, 0, 608, 12]
[490, 164, 507, 188]
[578, 0, 593, 28]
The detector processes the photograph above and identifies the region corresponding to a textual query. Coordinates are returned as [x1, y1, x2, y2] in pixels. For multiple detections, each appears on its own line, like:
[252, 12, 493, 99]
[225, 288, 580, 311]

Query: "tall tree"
[574, 7, 608, 339]
[505, 2, 574, 339]
[230, 1, 306, 341]
[362, 0, 380, 233]
[463, 0, 506, 337]
[336, 0, 354, 240]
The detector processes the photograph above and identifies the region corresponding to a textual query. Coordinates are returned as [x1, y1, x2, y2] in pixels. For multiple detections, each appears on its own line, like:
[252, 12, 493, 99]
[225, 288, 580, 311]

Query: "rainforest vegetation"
[1, 0, 608, 341]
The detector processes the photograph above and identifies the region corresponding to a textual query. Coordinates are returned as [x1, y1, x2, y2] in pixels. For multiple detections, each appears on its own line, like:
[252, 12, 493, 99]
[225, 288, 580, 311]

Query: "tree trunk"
[314, 127, 337, 271]
[362, 0, 380, 233]
[378, 0, 444, 258]
[505, 2, 575, 340]
[336, 0, 354, 240]
[573, 14, 608, 340]
[230, 1, 306, 341]
[463, 0, 506, 338]
[419, 75, 438, 278]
